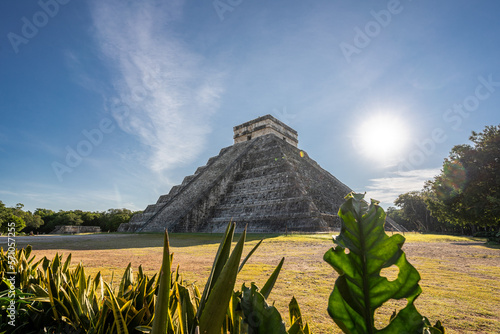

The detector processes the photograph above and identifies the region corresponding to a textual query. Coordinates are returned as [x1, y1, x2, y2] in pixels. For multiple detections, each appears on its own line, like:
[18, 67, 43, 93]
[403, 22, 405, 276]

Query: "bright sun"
[356, 114, 409, 163]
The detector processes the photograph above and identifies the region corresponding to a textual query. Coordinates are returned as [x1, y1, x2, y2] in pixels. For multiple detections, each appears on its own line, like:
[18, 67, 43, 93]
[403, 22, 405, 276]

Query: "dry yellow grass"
[8, 232, 500, 333]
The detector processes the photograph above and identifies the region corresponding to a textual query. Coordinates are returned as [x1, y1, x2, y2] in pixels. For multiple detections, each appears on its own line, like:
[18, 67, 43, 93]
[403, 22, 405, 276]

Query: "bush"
[0, 224, 310, 334]
[473, 230, 500, 244]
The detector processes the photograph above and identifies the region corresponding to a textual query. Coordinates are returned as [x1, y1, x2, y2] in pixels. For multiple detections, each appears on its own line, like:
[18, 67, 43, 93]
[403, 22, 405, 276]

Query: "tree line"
[0, 202, 141, 234]
[388, 124, 500, 235]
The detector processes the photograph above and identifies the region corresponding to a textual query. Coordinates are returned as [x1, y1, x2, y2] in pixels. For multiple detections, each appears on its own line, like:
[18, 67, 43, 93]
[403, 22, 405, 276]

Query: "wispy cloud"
[90, 0, 223, 173]
[364, 168, 441, 206]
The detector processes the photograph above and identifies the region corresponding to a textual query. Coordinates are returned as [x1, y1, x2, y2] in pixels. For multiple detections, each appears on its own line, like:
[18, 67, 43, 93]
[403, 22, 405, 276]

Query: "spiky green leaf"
[198, 227, 246, 334]
[151, 230, 171, 334]
[323, 193, 426, 334]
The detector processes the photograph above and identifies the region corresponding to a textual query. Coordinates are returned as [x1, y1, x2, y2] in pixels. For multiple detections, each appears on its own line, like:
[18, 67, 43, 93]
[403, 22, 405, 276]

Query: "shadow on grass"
[449, 241, 500, 249]
[1, 232, 281, 251]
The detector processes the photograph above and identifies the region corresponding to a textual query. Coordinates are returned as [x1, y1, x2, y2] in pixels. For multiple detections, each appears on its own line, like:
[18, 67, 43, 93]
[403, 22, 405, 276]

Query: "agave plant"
[1, 222, 311, 334]
[151, 222, 312, 334]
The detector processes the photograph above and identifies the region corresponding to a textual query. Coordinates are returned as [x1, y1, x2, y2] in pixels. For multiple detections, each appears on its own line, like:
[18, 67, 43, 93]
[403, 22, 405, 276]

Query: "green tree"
[101, 208, 134, 231]
[0, 201, 6, 231]
[34, 208, 57, 233]
[79, 211, 101, 226]
[426, 125, 500, 232]
[7, 215, 26, 233]
[55, 211, 84, 226]
[22, 211, 44, 231]
[394, 191, 442, 232]
[386, 206, 410, 230]
[0, 201, 26, 233]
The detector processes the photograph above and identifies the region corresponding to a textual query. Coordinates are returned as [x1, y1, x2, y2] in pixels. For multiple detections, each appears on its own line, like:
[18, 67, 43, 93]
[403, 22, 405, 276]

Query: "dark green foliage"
[474, 230, 500, 244]
[240, 283, 287, 333]
[0, 203, 140, 233]
[393, 191, 443, 232]
[324, 193, 444, 333]
[0, 223, 311, 334]
[425, 125, 500, 231]
[0, 202, 27, 233]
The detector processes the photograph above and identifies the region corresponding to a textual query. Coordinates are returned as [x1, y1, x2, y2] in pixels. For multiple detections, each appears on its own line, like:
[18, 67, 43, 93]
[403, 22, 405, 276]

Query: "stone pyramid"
[118, 115, 403, 233]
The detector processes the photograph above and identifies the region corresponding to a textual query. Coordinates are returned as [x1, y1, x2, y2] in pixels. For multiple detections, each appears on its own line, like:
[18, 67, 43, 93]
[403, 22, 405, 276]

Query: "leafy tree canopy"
[426, 125, 500, 228]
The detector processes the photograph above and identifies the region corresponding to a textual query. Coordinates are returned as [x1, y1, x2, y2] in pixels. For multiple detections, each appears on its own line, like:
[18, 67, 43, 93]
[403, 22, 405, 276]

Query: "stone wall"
[51, 225, 101, 234]
[233, 114, 298, 146]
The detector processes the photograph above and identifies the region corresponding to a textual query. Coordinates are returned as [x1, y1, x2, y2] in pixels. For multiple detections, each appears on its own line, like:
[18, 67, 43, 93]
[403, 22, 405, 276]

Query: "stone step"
[181, 175, 196, 186]
[219, 187, 301, 204]
[229, 176, 293, 187]
[207, 213, 319, 223]
[213, 197, 314, 214]
[234, 164, 288, 180]
[139, 140, 254, 232]
[195, 165, 207, 175]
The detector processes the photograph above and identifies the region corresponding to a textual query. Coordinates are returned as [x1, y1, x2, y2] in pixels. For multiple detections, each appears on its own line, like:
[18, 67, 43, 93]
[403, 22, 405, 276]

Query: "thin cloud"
[365, 168, 441, 206]
[90, 0, 224, 173]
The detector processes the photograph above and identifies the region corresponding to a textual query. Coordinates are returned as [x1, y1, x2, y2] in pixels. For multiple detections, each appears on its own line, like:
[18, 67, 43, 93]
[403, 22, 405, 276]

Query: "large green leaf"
[240, 283, 287, 334]
[196, 221, 235, 322]
[323, 193, 426, 334]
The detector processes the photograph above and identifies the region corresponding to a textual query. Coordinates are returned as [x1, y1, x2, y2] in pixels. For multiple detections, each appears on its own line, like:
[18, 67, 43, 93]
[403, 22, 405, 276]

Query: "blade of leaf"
[196, 222, 235, 320]
[151, 229, 171, 334]
[104, 281, 129, 334]
[238, 239, 263, 273]
[260, 257, 284, 299]
[198, 227, 246, 334]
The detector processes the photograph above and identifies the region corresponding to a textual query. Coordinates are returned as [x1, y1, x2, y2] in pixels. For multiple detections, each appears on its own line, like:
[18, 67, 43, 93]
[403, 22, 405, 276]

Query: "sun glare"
[356, 114, 409, 163]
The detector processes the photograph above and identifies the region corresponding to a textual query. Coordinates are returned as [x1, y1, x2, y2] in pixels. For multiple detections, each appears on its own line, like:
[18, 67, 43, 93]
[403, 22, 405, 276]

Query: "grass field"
[6, 232, 500, 333]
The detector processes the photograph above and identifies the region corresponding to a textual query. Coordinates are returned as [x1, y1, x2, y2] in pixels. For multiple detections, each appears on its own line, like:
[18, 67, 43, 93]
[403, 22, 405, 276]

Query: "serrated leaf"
[323, 192, 426, 333]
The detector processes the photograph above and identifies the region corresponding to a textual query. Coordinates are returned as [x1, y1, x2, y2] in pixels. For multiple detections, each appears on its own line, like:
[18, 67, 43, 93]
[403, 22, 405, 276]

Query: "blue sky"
[1, 0, 499, 212]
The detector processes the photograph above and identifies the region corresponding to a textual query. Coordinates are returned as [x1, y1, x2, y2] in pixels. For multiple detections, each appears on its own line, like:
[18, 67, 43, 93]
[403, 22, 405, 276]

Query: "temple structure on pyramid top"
[233, 114, 299, 146]
[118, 115, 404, 233]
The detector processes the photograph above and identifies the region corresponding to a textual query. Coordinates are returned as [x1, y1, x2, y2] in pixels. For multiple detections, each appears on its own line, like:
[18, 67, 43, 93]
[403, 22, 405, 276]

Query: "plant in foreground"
[1, 193, 450, 334]
[151, 223, 311, 334]
[0, 223, 311, 334]
[324, 193, 445, 334]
